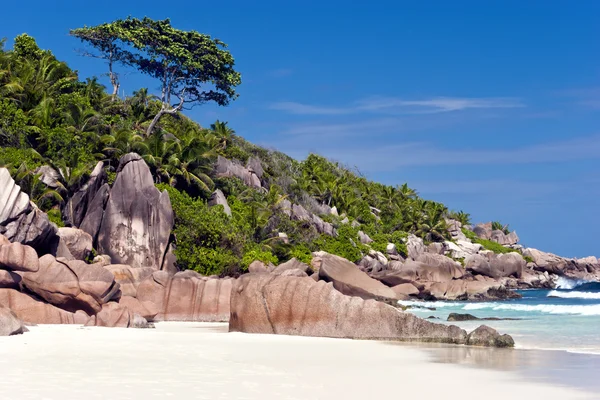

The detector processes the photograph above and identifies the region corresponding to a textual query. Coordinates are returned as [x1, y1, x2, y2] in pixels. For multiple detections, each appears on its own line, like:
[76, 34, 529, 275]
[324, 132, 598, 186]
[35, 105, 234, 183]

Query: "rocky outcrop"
[208, 189, 231, 216]
[0, 241, 39, 272]
[56, 227, 93, 260]
[472, 222, 519, 246]
[96, 154, 175, 271]
[391, 283, 419, 298]
[85, 302, 153, 328]
[103, 264, 155, 298]
[522, 248, 568, 274]
[290, 203, 336, 236]
[137, 271, 232, 322]
[445, 240, 482, 259]
[358, 250, 388, 274]
[318, 253, 398, 301]
[248, 260, 274, 274]
[246, 157, 264, 179]
[0, 168, 57, 253]
[215, 155, 261, 188]
[228, 273, 517, 346]
[406, 234, 426, 260]
[466, 325, 515, 348]
[388, 259, 463, 283]
[63, 161, 107, 228]
[117, 295, 159, 321]
[446, 219, 467, 241]
[78, 183, 110, 243]
[466, 252, 525, 279]
[358, 231, 373, 244]
[21, 255, 119, 314]
[272, 258, 310, 275]
[0, 306, 27, 336]
[422, 280, 513, 301]
[0, 288, 88, 324]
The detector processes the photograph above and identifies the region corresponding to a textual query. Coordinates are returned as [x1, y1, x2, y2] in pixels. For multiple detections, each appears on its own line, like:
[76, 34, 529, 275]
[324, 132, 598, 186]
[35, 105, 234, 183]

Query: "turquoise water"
[399, 280, 600, 355]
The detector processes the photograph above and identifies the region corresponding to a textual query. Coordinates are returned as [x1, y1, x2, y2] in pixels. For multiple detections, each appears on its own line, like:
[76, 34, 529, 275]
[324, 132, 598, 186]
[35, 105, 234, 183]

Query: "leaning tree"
[71, 17, 242, 135]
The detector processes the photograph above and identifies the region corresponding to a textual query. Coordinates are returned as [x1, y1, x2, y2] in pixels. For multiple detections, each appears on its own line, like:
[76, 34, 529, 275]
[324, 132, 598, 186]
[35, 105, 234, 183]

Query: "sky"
[2, 1, 599, 257]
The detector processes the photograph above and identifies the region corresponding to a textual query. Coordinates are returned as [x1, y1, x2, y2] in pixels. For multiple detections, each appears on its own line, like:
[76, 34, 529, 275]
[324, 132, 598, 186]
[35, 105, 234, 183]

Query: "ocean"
[399, 278, 600, 355]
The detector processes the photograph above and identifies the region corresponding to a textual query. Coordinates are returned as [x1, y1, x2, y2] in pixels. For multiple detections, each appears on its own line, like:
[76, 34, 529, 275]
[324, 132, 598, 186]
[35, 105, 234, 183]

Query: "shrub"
[47, 208, 64, 227]
[289, 244, 313, 265]
[523, 255, 534, 264]
[158, 184, 248, 275]
[241, 245, 278, 270]
[462, 228, 516, 254]
[312, 225, 367, 262]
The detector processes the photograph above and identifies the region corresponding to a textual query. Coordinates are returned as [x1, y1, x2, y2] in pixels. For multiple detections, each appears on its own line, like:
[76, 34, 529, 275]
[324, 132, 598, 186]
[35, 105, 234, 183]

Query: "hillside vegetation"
[0, 23, 504, 276]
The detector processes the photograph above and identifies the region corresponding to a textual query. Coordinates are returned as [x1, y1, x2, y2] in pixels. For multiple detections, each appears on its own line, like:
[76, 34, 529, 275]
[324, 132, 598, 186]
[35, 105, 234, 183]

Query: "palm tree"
[100, 127, 145, 161]
[397, 183, 418, 200]
[211, 120, 235, 149]
[13, 163, 64, 211]
[417, 203, 449, 242]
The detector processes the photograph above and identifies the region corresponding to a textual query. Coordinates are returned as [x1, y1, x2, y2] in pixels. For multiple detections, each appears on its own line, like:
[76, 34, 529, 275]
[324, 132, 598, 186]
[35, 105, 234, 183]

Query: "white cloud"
[268, 96, 524, 116]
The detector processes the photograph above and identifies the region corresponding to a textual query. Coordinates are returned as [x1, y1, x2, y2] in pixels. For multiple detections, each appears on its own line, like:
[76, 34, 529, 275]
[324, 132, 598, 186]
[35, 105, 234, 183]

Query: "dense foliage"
[0, 24, 513, 275]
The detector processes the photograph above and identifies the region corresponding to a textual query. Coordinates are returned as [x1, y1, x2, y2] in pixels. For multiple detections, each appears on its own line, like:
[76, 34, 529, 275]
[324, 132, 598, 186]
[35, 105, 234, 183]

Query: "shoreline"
[0, 322, 596, 400]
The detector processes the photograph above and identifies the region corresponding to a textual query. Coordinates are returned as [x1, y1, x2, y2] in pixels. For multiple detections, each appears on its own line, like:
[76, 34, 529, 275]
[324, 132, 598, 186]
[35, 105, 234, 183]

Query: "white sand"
[0, 322, 593, 400]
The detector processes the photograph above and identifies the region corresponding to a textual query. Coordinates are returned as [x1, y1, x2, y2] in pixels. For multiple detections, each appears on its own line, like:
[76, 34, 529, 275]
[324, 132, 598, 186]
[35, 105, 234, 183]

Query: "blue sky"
[3, 1, 600, 257]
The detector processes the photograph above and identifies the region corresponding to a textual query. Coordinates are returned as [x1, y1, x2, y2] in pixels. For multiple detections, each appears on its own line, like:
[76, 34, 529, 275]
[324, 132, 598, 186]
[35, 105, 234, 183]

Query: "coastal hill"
[0, 25, 598, 342]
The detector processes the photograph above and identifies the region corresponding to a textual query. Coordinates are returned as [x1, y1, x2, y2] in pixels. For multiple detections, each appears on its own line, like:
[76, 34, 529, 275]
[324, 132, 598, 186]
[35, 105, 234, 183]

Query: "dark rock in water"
[466, 325, 515, 348]
[448, 313, 480, 321]
[447, 313, 522, 322]
[427, 316, 439, 320]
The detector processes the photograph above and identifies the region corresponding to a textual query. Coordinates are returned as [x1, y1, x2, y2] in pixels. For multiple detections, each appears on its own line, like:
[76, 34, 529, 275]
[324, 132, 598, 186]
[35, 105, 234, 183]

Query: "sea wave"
[554, 277, 599, 290]
[547, 290, 600, 300]
[462, 303, 600, 316]
[397, 300, 600, 316]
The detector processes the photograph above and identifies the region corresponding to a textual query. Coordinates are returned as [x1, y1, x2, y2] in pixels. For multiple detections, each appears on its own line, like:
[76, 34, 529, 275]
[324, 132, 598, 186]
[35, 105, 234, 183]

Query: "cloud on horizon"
[269, 133, 600, 169]
[269, 96, 525, 116]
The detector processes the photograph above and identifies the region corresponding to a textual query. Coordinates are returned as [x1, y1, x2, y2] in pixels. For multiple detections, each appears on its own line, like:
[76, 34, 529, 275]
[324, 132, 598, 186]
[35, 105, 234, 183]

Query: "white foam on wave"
[553, 277, 592, 290]
[464, 303, 600, 316]
[547, 290, 600, 300]
[398, 300, 600, 316]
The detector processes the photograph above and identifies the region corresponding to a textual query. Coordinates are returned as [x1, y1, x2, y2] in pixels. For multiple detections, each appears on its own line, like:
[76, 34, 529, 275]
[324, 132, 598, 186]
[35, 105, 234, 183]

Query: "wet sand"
[0, 322, 595, 400]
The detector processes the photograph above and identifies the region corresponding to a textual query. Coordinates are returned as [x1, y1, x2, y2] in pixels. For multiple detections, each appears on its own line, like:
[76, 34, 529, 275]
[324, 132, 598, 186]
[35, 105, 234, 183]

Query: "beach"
[0, 322, 596, 400]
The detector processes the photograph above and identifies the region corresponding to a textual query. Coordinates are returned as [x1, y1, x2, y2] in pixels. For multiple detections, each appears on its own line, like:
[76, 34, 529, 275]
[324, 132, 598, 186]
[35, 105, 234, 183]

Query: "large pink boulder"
[85, 302, 152, 328]
[0, 242, 39, 272]
[118, 295, 159, 321]
[21, 255, 119, 314]
[104, 264, 154, 297]
[137, 271, 232, 322]
[317, 253, 398, 300]
[229, 274, 468, 344]
[56, 227, 93, 261]
[0, 289, 88, 324]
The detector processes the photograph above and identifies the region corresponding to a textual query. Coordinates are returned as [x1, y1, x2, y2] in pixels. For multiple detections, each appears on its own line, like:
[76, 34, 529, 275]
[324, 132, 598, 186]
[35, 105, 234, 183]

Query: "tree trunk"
[146, 110, 166, 136]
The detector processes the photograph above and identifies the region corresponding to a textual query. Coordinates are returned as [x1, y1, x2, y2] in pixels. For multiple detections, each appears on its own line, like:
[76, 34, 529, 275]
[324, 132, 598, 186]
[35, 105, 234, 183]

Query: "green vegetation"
[462, 228, 517, 254]
[0, 21, 514, 275]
